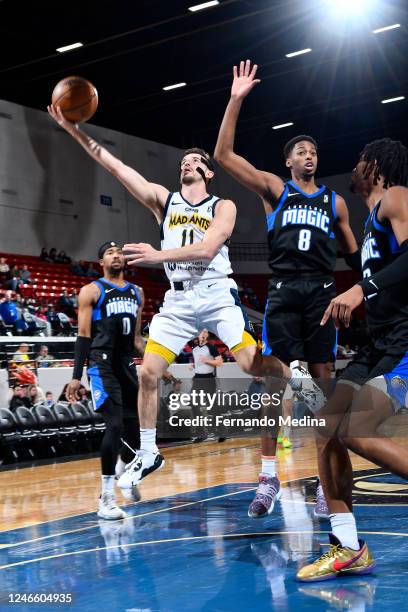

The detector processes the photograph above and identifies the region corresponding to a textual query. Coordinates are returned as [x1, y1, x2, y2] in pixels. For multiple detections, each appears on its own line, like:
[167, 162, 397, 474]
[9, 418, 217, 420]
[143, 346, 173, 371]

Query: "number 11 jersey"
[267, 180, 338, 275]
[160, 192, 232, 282]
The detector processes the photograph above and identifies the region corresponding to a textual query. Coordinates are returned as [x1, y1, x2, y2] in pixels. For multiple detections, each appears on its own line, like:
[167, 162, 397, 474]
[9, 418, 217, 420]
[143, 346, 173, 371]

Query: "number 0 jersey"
[160, 191, 233, 282]
[362, 201, 408, 331]
[267, 180, 338, 275]
[90, 278, 141, 354]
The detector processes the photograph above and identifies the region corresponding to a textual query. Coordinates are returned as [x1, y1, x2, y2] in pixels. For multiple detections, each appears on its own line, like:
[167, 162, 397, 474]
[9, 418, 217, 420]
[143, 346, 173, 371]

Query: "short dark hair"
[360, 138, 408, 189]
[283, 135, 318, 159]
[182, 148, 214, 172]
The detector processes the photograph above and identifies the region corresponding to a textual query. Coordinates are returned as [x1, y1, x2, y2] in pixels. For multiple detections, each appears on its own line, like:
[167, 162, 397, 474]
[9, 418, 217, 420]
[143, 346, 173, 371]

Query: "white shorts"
[148, 277, 253, 356]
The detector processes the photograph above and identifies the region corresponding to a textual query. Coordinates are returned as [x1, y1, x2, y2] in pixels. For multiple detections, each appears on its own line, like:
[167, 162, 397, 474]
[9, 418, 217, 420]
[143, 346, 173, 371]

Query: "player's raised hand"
[231, 60, 261, 101]
[320, 284, 364, 329]
[47, 104, 78, 133]
[123, 243, 163, 266]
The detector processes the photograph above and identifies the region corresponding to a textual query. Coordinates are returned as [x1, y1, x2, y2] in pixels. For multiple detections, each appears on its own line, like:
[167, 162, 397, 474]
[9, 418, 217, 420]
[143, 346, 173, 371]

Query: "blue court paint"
[0, 471, 406, 611]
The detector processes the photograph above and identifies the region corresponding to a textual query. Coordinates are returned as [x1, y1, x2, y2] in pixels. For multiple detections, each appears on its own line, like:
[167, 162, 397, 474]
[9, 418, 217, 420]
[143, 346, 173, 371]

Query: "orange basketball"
[51, 76, 98, 123]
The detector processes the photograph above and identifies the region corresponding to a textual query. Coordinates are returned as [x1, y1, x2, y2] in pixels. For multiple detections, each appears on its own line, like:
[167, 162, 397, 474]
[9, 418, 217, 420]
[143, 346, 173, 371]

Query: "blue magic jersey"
[90, 278, 141, 353]
[362, 201, 408, 330]
[267, 180, 337, 274]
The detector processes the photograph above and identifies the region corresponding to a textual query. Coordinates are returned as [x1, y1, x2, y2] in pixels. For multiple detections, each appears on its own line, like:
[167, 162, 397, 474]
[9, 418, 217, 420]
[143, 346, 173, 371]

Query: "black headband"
[98, 241, 120, 259]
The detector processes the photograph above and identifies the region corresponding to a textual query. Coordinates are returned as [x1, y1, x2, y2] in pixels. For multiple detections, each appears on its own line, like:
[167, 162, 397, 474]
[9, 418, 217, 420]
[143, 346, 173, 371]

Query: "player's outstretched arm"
[66, 283, 99, 402]
[123, 199, 236, 265]
[214, 60, 284, 207]
[47, 105, 168, 224]
[134, 286, 145, 356]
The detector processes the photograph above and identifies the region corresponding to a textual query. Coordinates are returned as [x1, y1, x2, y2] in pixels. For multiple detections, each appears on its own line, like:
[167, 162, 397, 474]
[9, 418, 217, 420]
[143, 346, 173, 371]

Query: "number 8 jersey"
[160, 192, 233, 282]
[91, 279, 141, 354]
[267, 180, 338, 274]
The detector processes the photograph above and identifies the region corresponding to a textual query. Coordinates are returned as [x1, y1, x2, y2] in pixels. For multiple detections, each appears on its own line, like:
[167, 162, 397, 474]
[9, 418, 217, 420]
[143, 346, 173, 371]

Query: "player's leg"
[119, 289, 198, 487]
[297, 356, 376, 581]
[343, 351, 408, 478]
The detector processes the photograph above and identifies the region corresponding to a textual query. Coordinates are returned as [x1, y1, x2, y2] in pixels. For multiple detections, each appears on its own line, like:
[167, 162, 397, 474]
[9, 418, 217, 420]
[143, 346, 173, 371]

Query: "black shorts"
[339, 326, 408, 407]
[191, 373, 217, 395]
[262, 275, 337, 365]
[87, 349, 138, 418]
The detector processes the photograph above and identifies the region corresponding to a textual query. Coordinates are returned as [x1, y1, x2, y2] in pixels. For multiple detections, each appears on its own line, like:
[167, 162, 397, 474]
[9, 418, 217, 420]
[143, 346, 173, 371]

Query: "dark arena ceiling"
[0, 0, 407, 177]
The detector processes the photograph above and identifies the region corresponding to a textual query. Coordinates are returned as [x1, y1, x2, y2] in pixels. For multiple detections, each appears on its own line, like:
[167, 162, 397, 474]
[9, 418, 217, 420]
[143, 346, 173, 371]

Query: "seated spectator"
[58, 290, 76, 318]
[40, 247, 51, 261]
[12, 343, 30, 363]
[49, 248, 57, 262]
[78, 385, 90, 404]
[27, 383, 46, 407]
[0, 294, 22, 332]
[6, 266, 24, 292]
[19, 264, 31, 284]
[45, 391, 54, 406]
[86, 263, 99, 278]
[56, 250, 71, 264]
[9, 385, 31, 411]
[58, 383, 73, 402]
[70, 260, 87, 276]
[69, 289, 79, 309]
[36, 345, 55, 367]
[0, 257, 10, 278]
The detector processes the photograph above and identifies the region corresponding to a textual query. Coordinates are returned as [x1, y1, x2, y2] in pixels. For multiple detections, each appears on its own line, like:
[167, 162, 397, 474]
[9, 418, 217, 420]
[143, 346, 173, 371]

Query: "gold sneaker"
[296, 534, 376, 582]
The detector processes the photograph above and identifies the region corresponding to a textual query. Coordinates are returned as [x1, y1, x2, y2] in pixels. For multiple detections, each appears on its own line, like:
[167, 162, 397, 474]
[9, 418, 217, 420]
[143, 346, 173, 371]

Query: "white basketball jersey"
[160, 192, 233, 282]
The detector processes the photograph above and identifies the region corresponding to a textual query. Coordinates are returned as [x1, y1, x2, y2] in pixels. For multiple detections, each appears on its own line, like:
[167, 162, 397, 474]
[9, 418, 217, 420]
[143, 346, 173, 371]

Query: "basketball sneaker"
[248, 474, 282, 518]
[97, 493, 127, 520]
[118, 449, 165, 489]
[314, 482, 329, 518]
[290, 361, 326, 414]
[296, 534, 375, 582]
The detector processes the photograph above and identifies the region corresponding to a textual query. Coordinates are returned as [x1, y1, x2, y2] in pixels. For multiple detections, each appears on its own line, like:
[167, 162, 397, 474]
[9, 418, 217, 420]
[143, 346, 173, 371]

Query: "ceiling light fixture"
[56, 42, 83, 53]
[188, 1, 219, 12]
[272, 122, 294, 130]
[163, 82, 187, 91]
[285, 48, 312, 58]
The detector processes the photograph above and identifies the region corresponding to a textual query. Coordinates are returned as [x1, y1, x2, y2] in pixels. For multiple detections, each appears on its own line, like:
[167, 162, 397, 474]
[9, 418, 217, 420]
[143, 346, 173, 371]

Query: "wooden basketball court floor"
[1, 437, 407, 611]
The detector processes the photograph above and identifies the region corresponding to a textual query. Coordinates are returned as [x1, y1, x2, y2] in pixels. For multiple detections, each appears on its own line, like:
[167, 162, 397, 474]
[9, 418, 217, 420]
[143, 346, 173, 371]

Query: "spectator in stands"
[40, 247, 51, 261]
[9, 385, 31, 411]
[69, 288, 79, 309]
[58, 290, 76, 318]
[78, 385, 90, 404]
[49, 248, 57, 262]
[56, 250, 71, 264]
[58, 383, 69, 402]
[6, 267, 23, 292]
[0, 293, 21, 332]
[70, 260, 87, 276]
[12, 343, 30, 363]
[36, 345, 55, 367]
[86, 263, 99, 278]
[27, 383, 46, 407]
[45, 391, 54, 406]
[19, 265, 31, 284]
[0, 257, 10, 277]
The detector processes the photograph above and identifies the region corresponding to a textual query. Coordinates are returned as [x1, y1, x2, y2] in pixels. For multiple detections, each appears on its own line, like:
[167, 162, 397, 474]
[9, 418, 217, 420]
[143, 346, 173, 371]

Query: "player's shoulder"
[212, 197, 236, 212]
[79, 280, 101, 303]
[381, 185, 408, 211]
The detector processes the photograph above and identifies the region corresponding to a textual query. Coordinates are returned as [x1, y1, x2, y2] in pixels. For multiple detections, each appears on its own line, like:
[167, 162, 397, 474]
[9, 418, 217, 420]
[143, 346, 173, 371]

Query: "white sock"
[330, 512, 359, 550]
[261, 456, 276, 477]
[282, 426, 291, 438]
[140, 428, 158, 453]
[115, 457, 126, 477]
[101, 475, 115, 495]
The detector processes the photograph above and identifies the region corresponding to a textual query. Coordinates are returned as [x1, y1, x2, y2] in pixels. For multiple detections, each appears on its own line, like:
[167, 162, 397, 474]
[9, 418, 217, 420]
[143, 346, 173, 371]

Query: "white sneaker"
[97, 492, 127, 520]
[290, 361, 326, 414]
[120, 485, 142, 502]
[117, 450, 165, 489]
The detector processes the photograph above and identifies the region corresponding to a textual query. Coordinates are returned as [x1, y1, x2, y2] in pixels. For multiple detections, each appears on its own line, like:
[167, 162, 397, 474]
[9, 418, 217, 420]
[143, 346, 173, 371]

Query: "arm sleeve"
[72, 336, 92, 380]
[359, 239, 408, 297]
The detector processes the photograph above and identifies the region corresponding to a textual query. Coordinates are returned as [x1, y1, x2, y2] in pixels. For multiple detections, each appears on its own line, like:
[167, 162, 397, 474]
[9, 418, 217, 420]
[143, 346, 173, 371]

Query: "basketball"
[51, 76, 98, 123]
